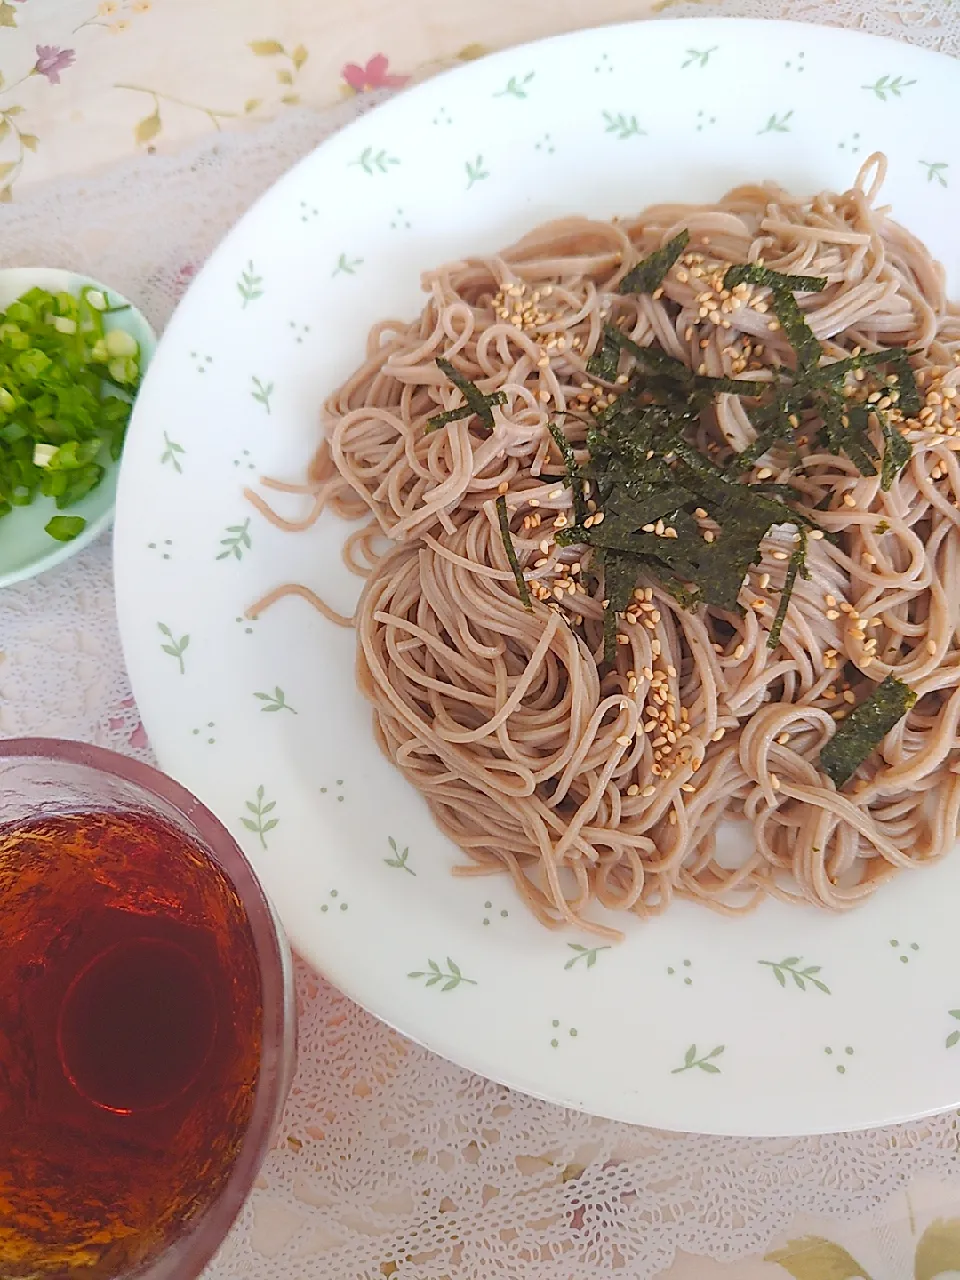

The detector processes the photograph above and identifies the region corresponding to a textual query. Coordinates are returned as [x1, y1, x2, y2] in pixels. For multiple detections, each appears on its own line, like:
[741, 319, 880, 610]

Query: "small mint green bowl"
[0, 268, 156, 588]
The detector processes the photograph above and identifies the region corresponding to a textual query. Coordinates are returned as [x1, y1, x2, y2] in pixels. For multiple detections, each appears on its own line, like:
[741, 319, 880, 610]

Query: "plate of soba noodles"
[115, 18, 960, 1134]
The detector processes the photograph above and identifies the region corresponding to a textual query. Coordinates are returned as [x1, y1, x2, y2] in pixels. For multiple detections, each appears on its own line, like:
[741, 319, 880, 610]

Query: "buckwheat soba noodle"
[246, 154, 960, 940]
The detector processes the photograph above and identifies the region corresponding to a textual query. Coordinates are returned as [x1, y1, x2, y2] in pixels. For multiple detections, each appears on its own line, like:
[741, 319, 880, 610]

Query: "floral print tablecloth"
[0, 0, 686, 201]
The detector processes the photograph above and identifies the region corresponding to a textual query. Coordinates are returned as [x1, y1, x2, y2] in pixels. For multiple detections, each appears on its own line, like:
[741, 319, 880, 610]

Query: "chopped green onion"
[105, 328, 138, 358]
[0, 284, 143, 542]
[495, 494, 532, 610]
[44, 515, 86, 542]
[819, 675, 916, 788]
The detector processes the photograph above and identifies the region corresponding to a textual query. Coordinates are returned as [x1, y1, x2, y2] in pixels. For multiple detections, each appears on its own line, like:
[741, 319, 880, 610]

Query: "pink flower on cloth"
[33, 45, 75, 84]
[341, 54, 408, 94]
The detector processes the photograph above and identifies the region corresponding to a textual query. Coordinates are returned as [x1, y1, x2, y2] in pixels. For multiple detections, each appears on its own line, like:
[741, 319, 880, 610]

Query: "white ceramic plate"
[0, 269, 155, 587]
[115, 19, 960, 1136]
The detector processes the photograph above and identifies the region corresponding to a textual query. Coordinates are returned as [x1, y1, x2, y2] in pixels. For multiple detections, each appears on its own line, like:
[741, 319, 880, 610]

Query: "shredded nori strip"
[548, 422, 588, 523]
[598, 324, 768, 398]
[820, 400, 879, 478]
[495, 494, 532, 610]
[620, 230, 690, 295]
[880, 416, 912, 490]
[427, 357, 507, 432]
[558, 395, 817, 622]
[722, 263, 827, 296]
[586, 327, 622, 381]
[723, 264, 826, 375]
[820, 347, 921, 415]
[888, 350, 922, 415]
[818, 675, 916, 788]
[600, 550, 637, 662]
[767, 533, 807, 650]
[566, 251, 922, 657]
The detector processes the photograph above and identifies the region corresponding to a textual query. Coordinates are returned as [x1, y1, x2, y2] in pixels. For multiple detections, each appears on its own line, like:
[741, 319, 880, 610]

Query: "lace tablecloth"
[5, 2, 960, 1277]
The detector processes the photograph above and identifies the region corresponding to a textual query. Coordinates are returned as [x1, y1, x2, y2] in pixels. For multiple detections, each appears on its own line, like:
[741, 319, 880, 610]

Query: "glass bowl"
[0, 737, 296, 1278]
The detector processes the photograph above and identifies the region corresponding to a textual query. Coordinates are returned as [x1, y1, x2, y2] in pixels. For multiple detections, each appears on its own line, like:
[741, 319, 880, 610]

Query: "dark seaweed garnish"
[427, 357, 507, 432]
[818, 675, 916, 788]
[548, 422, 588, 523]
[597, 324, 768, 398]
[723, 264, 826, 375]
[717, 265, 915, 481]
[557, 383, 818, 636]
[536, 245, 919, 654]
[496, 494, 532, 610]
[880, 415, 912, 490]
[767, 533, 807, 650]
[619, 230, 690, 295]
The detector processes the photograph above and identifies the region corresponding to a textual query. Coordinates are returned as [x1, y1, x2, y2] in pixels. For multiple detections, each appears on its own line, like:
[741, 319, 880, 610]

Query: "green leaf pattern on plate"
[157, 622, 189, 674]
[241, 784, 279, 849]
[494, 72, 535, 99]
[465, 155, 489, 188]
[408, 957, 477, 990]
[254, 686, 297, 714]
[946, 1010, 960, 1049]
[352, 146, 400, 175]
[160, 431, 185, 472]
[862, 74, 917, 101]
[672, 1043, 724, 1075]
[682, 46, 718, 69]
[758, 109, 793, 134]
[921, 161, 949, 187]
[602, 110, 645, 140]
[758, 957, 831, 994]
[332, 253, 363, 276]
[385, 836, 416, 875]
[237, 260, 263, 307]
[564, 943, 612, 971]
[251, 377, 273, 413]
[216, 517, 252, 562]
